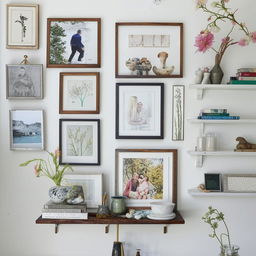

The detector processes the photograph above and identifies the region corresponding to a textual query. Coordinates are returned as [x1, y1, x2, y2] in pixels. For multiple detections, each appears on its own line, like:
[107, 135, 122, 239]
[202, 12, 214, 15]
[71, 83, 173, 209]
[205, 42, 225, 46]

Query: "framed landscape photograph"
[47, 18, 101, 68]
[59, 119, 100, 165]
[116, 83, 164, 139]
[63, 174, 102, 208]
[59, 72, 99, 114]
[10, 110, 44, 150]
[6, 64, 43, 99]
[7, 4, 39, 49]
[115, 22, 183, 78]
[115, 149, 177, 207]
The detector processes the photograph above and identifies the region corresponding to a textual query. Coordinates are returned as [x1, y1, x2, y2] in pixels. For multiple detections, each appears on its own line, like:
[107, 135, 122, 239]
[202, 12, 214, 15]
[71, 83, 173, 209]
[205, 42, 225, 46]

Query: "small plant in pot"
[20, 149, 73, 203]
[202, 206, 239, 256]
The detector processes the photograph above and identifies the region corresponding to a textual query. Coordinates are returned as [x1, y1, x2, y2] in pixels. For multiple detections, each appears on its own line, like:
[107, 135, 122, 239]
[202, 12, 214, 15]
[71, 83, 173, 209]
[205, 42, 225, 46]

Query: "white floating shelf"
[188, 118, 256, 124]
[187, 150, 256, 168]
[188, 188, 256, 197]
[189, 84, 256, 99]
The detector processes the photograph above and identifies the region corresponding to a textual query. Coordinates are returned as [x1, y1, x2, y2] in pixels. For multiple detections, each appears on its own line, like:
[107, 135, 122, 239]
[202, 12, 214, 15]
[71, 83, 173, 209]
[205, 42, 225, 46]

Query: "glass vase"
[219, 245, 240, 256]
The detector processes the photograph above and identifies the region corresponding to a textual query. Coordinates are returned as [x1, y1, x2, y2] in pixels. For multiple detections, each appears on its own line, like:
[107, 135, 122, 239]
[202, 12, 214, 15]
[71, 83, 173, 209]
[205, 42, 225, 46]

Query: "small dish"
[147, 212, 176, 220]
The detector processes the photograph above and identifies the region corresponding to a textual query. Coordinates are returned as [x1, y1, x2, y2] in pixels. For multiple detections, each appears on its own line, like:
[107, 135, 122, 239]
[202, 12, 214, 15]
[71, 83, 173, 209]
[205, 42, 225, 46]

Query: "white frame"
[63, 174, 102, 208]
[7, 4, 39, 49]
[6, 64, 43, 99]
[223, 174, 256, 193]
[115, 149, 176, 207]
[10, 109, 44, 151]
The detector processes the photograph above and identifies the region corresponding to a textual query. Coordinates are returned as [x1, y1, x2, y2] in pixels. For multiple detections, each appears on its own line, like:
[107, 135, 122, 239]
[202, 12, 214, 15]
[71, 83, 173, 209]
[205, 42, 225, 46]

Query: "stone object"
[194, 68, 204, 84]
[49, 186, 70, 203]
[235, 137, 256, 151]
[126, 57, 152, 75]
[152, 51, 175, 76]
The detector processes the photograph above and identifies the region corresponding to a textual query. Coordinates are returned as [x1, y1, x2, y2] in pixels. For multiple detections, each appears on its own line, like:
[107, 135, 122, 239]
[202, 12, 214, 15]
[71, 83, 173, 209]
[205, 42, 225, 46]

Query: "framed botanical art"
[7, 4, 39, 49]
[172, 85, 184, 141]
[10, 110, 44, 150]
[116, 83, 164, 139]
[6, 64, 43, 99]
[59, 72, 100, 114]
[115, 22, 183, 78]
[47, 18, 101, 68]
[59, 119, 100, 165]
[115, 149, 177, 207]
[63, 174, 102, 208]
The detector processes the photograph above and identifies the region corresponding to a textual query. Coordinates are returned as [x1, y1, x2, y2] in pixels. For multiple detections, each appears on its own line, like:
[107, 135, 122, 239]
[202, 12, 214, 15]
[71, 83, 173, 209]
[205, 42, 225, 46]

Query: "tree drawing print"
[68, 80, 93, 108]
[15, 14, 28, 42]
[50, 23, 66, 64]
[173, 87, 183, 140]
[67, 125, 93, 156]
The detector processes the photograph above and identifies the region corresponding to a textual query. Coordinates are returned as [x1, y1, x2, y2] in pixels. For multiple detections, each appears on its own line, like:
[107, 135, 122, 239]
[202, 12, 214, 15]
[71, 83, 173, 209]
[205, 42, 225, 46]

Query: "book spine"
[201, 113, 229, 116]
[237, 72, 256, 77]
[198, 116, 240, 120]
[42, 212, 88, 219]
[44, 202, 87, 210]
[237, 68, 256, 73]
[238, 77, 256, 81]
[42, 208, 87, 213]
[230, 80, 256, 85]
[201, 109, 227, 114]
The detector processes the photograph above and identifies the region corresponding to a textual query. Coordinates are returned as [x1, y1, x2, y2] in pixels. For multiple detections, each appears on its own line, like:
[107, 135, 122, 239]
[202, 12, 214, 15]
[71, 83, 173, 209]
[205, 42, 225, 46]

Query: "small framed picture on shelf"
[59, 119, 100, 165]
[7, 4, 39, 49]
[172, 85, 184, 141]
[115, 149, 177, 207]
[116, 83, 164, 139]
[10, 110, 44, 150]
[115, 22, 183, 78]
[223, 174, 256, 193]
[6, 64, 43, 99]
[47, 18, 101, 68]
[59, 72, 100, 114]
[63, 174, 102, 208]
[204, 173, 221, 192]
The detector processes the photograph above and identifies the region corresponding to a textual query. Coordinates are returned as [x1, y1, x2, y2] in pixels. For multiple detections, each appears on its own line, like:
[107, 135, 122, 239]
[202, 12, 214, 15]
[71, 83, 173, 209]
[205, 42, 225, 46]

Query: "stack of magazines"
[42, 201, 88, 219]
[198, 109, 240, 120]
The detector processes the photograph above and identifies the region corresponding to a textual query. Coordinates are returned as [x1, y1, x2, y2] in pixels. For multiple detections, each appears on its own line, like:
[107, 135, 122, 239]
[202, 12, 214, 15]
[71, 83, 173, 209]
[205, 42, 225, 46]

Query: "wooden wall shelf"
[36, 211, 185, 234]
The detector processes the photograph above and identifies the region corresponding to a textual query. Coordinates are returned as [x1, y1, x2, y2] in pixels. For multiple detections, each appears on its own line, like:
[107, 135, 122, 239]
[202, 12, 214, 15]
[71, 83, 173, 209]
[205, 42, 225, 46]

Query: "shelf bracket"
[105, 225, 110, 234]
[163, 225, 168, 234]
[55, 224, 59, 234]
[196, 88, 204, 100]
[199, 123, 205, 135]
[196, 155, 203, 168]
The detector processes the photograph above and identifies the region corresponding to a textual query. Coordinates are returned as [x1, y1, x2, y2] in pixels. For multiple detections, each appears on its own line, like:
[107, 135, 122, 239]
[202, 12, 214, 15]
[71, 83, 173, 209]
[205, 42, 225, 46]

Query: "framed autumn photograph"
[115, 149, 177, 207]
[47, 18, 101, 68]
[116, 83, 164, 139]
[59, 72, 100, 114]
[115, 22, 183, 78]
[7, 4, 39, 49]
[59, 119, 100, 165]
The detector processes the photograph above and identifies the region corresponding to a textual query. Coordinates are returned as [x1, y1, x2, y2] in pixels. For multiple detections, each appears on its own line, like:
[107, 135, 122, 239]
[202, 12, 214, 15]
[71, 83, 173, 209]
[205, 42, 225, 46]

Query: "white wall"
[1, 0, 256, 255]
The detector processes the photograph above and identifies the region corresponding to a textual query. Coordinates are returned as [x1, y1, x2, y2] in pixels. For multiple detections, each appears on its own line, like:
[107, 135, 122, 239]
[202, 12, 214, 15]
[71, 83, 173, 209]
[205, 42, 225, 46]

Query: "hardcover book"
[230, 80, 256, 85]
[198, 116, 240, 120]
[238, 77, 256, 81]
[201, 109, 228, 114]
[42, 212, 88, 219]
[42, 208, 87, 213]
[237, 72, 256, 77]
[237, 68, 256, 73]
[44, 200, 87, 210]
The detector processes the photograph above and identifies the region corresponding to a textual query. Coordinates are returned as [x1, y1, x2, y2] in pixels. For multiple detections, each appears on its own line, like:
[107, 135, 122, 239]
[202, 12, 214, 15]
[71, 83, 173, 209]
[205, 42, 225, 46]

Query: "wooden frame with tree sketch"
[59, 119, 100, 165]
[115, 149, 177, 207]
[7, 4, 39, 49]
[59, 72, 100, 114]
[47, 18, 101, 68]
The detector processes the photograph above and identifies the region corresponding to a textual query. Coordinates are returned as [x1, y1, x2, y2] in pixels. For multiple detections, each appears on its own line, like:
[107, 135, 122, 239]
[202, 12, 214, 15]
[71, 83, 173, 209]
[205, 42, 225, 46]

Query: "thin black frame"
[116, 83, 164, 139]
[59, 119, 100, 165]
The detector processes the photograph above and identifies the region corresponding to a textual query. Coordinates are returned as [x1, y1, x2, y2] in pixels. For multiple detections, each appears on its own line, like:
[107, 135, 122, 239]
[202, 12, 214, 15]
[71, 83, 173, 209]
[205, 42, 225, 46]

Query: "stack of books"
[42, 201, 88, 219]
[198, 109, 240, 120]
[229, 68, 256, 84]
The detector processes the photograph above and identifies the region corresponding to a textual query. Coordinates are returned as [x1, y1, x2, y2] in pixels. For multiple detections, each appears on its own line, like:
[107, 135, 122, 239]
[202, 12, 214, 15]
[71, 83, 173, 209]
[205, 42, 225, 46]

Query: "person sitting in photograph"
[123, 172, 139, 199]
[137, 175, 149, 199]
[68, 29, 85, 63]
[12, 67, 35, 97]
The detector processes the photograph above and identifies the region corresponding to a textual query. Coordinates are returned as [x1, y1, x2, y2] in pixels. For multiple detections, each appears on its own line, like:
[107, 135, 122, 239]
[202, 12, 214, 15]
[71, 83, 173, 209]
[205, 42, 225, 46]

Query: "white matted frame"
[10, 109, 44, 151]
[223, 174, 256, 193]
[59, 119, 100, 165]
[6, 64, 43, 99]
[172, 85, 184, 141]
[7, 4, 39, 49]
[63, 174, 102, 208]
[115, 149, 177, 207]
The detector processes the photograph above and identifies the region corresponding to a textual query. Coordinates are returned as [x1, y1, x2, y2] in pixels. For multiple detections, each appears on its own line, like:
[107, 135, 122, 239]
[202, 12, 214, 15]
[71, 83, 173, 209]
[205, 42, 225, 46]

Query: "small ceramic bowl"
[150, 202, 175, 216]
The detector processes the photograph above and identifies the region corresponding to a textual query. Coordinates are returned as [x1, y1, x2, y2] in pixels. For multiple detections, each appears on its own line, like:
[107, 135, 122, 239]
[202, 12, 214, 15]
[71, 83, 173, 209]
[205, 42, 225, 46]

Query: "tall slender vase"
[210, 54, 224, 84]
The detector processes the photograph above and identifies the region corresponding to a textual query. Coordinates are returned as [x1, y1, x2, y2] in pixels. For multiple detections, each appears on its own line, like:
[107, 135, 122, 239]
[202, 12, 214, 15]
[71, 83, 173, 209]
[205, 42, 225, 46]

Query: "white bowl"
[150, 202, 175, 216]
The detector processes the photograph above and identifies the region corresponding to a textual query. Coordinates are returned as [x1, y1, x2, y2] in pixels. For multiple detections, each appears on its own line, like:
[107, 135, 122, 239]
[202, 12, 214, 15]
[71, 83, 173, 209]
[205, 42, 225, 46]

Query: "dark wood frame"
[59, 119, 100, 165]
[59, 72, 100, 114]
[47, 18, 101, 68]
[115, 22, 183, 78]
[7, 4, 39, 49]
[116, 83, 164, 139]
[115, 149, 178, 209]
